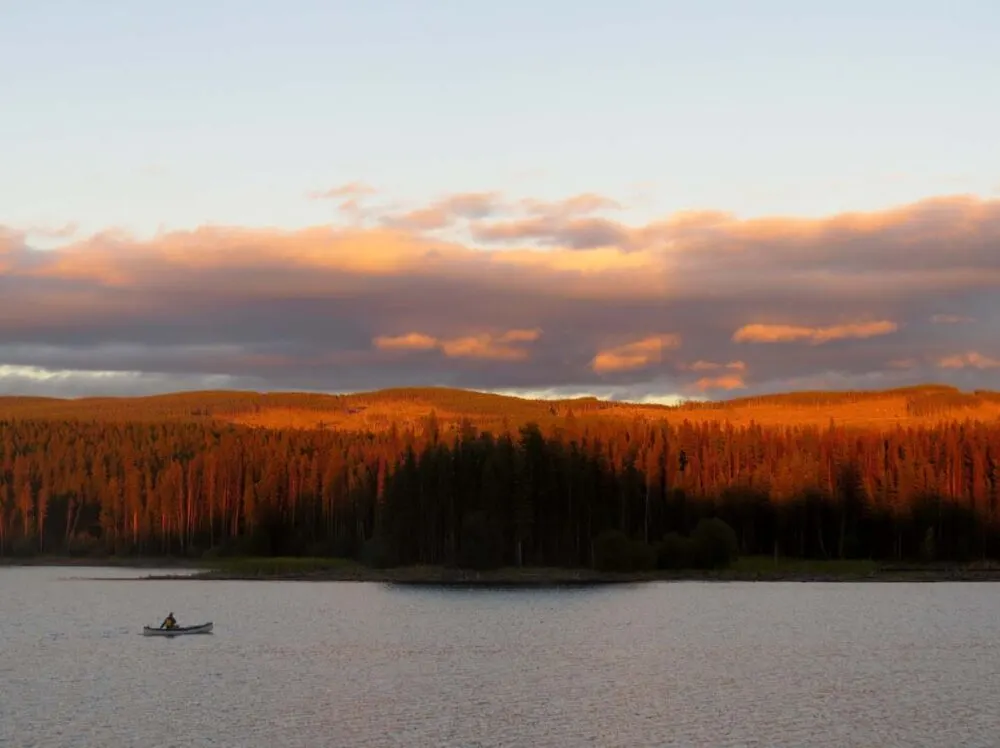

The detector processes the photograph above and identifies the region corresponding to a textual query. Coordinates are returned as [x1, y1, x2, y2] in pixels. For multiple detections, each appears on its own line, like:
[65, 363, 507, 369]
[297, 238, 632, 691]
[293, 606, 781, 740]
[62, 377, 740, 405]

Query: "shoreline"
[143, 565, 1000, 585]
[0, 556, 205, 569]
[9, 556, 1000, 585]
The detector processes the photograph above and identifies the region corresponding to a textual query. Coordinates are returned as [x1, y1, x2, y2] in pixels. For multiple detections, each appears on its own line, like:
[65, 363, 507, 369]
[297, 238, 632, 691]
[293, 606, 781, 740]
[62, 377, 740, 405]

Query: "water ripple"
[2, 570, 1000, 746]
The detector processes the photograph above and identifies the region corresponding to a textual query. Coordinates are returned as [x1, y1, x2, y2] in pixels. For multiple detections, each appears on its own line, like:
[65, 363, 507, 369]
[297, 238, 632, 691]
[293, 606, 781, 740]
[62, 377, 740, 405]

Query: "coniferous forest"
[1, 386, 1000, 571]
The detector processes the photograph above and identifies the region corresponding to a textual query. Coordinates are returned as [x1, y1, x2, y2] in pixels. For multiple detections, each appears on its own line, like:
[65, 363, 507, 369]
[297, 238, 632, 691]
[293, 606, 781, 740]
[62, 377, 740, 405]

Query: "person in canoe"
[160, 612, 178, 630]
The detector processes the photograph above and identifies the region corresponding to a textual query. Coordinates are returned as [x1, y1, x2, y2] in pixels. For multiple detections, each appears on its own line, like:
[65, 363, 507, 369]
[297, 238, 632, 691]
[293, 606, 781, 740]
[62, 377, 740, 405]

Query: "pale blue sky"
[3, 0, 998, 240]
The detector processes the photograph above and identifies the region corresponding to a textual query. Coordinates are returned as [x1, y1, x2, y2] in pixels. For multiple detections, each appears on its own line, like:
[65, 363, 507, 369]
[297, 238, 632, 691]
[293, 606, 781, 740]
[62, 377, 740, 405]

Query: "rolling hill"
[0, 383, 998, 433]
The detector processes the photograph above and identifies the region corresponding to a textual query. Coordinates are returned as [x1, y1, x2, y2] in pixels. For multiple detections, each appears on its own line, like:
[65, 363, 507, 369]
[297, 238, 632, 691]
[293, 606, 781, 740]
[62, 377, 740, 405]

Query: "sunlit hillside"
[0, 384, 998, 433]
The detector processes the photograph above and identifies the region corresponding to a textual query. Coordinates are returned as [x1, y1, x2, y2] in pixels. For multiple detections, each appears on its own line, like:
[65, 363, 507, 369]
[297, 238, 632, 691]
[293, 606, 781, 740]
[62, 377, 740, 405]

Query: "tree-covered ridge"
[0, 384, 997, 434]
[1, 414, 998, 568]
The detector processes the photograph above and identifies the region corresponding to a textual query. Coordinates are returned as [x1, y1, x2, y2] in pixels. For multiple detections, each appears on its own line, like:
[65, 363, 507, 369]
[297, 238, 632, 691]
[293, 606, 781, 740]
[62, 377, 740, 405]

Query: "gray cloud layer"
[1, 192, 998, 400]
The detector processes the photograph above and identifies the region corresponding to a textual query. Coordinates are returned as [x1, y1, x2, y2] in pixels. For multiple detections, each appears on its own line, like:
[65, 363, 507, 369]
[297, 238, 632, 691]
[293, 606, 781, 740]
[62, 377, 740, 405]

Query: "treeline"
[679, 384, 1000, 413]
[0, 391, 353, 423]
[0, 415, 999, 568]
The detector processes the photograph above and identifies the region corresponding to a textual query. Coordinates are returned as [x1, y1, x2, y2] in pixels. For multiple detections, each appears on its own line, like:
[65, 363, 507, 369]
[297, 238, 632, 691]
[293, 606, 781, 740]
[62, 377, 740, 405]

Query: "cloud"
[472, 216, 630, 250]
[21, 222, 80, 240]
[372, 333, 439, 352]
[0, 364, 251, 398]
[374, 329, 542, 361]
[930, 313, 975, 324]
[678, 361, 748, 392]
[1, 192, 999, 399]
[381, 192, 504, 231]
[591, 335, 681, 374]
[694, 374, 747, 392]
[937, 352, 1000, 370]
[308, 182, 379, 222]
[308, 182, 377, 201]
[381, 191, 623, 242]
[685, 360, 747, 373]
[732, 321, 899, 345]
[519, 194, 623, 217]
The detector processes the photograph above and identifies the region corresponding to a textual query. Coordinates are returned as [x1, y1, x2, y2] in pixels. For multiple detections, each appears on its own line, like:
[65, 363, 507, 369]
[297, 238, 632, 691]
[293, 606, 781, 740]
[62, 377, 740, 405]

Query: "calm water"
[2, 568, 1000, 747]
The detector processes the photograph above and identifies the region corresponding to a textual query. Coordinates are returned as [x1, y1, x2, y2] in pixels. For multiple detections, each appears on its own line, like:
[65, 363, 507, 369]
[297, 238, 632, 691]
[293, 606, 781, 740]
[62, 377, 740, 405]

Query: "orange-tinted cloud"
[372, 333, 439, 351]
[1, 191, 999, 399]
[732, 321, 898, 345]
[374, 329, 542, 361]
[441, 329, 542, 361]
[519, 193, 622, 216]
[695, 374, 747, 392]
[591, 335, 681, 374]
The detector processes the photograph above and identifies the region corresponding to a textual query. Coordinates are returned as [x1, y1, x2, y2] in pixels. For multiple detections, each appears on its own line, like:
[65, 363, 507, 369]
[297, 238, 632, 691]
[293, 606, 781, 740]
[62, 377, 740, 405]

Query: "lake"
[2, 567, 999, 747]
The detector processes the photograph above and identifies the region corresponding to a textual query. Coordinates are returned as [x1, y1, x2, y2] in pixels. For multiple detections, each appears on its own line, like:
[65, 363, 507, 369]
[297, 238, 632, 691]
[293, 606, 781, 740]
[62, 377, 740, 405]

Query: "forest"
[0, 384, 999, 571]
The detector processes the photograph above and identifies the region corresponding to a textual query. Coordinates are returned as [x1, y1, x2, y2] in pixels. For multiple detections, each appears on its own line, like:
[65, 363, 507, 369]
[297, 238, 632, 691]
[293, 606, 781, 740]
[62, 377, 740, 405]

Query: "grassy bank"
[134, 555, 1000, 584]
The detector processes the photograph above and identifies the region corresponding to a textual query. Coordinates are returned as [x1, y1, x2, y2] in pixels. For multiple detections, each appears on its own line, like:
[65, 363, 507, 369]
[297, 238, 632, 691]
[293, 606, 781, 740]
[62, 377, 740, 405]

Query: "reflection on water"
[3, 567, 1000, 747]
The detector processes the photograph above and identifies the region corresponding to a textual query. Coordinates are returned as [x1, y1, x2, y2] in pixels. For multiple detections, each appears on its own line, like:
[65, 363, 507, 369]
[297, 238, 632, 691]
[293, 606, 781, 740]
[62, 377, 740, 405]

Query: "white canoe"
[142, 622, 213, 636]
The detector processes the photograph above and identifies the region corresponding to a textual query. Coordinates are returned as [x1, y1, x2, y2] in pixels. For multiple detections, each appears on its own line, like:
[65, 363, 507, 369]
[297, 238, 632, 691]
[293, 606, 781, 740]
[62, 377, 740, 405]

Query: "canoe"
[142, 622, 213, 636]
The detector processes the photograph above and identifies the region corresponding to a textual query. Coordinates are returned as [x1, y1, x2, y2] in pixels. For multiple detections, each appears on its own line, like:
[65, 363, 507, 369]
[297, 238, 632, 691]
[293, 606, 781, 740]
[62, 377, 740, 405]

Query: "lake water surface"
[2, 567, 999, 747]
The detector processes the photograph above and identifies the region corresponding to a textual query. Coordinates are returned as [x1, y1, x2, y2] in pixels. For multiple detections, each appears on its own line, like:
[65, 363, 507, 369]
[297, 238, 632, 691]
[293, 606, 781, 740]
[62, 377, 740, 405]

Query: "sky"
[1, 0, 999, 401]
